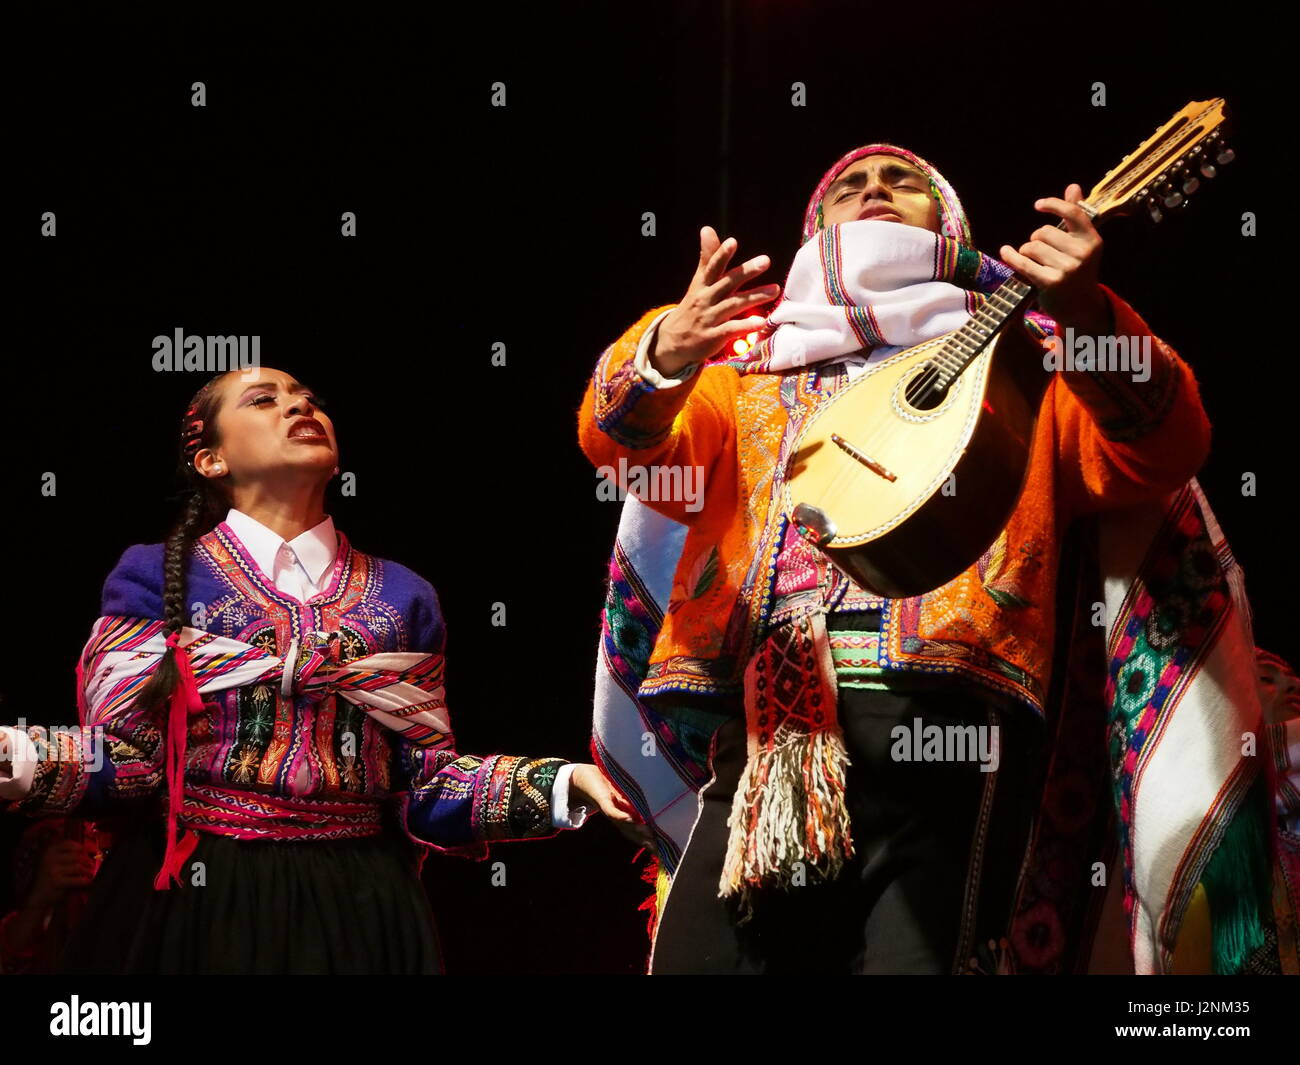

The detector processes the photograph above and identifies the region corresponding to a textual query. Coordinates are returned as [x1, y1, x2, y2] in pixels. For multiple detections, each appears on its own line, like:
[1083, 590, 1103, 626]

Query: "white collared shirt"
[223, 508, 339, 602]
[1, 509, 585, 829]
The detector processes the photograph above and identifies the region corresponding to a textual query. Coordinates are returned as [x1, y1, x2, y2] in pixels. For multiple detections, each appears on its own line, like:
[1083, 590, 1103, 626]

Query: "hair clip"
[182, 416, 205, 456]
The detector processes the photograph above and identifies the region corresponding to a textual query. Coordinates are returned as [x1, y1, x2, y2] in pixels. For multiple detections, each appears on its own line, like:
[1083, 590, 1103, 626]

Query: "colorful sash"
[76, 616, 450, 888]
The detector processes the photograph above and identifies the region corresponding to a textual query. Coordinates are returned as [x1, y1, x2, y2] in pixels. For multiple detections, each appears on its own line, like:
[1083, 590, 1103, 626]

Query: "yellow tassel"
[655, 865, 672, 921]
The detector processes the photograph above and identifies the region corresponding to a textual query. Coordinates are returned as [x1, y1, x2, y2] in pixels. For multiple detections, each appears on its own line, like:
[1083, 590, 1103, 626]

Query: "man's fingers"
[999, 245, 1043, 286]
[706, 314, 769, 347]
[697, 226, 721, 274]
[1034, 194, 1094, 235]
[1003, 250, 1063, 289]
[1014, 239, 1075, 273]
[692, 228, 777, 307]
[701, 235, 740, 286]
[1030, 226, 1093, 257]
[709, 253, 772, 299]
[711, 284, 780, 324]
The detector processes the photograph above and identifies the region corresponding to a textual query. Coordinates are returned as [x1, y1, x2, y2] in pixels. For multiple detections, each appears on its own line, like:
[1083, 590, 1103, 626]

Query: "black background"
[2, 3, 1284, 975]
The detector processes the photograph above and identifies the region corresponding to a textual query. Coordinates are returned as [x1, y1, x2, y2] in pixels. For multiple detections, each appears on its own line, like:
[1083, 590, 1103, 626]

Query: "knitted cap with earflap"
[800, 143, 974, 248]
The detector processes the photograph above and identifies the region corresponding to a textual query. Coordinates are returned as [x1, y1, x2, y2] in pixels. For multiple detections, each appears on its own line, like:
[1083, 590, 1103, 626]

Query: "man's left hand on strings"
[999, 183, 1113, 337]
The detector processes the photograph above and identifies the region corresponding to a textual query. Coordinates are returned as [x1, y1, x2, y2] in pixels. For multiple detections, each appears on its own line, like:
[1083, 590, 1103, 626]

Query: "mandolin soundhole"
[902, 361, 951, 411]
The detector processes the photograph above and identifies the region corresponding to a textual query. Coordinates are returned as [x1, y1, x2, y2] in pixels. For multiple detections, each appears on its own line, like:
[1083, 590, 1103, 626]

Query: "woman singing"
[0, 366, 636, 974]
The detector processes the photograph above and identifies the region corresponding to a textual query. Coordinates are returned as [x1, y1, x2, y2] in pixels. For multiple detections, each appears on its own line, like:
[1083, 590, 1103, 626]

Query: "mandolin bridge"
[831, 433, 897, 481]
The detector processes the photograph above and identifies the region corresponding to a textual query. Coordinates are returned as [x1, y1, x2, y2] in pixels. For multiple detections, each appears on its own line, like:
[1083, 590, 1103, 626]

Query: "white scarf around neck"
[759, 219, 980, 373]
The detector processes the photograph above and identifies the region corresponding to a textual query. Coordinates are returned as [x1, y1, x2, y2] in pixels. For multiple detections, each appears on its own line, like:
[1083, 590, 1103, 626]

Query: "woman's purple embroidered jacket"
[5, 523, 568, 857]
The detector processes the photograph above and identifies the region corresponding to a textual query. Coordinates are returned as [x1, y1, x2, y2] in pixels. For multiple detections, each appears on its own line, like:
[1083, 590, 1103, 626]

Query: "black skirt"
[57, 817, 444, 975]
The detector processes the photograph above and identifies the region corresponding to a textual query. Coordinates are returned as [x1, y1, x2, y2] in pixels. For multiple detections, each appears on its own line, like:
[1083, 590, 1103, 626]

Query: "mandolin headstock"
[1085, 98, 1232, 224]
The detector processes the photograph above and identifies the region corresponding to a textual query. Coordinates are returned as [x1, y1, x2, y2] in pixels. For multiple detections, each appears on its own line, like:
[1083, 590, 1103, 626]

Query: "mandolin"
[783, 98, 1232, 599]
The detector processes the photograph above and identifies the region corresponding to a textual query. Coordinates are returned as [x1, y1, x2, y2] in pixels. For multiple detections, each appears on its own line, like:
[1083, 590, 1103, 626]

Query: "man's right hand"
[650, 226, 781, 378]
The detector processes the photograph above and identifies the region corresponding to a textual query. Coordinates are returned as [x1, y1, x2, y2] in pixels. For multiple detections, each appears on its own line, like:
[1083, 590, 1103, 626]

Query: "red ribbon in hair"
[155, 631, 203, 889]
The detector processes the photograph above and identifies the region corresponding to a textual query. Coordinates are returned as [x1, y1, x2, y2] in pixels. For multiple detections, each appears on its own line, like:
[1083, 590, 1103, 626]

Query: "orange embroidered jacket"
[577, 284, 1212, 714]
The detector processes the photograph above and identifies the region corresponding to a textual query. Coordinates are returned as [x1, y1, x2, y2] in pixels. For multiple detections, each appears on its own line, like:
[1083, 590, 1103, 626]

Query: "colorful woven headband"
[800, 143, 972, 247]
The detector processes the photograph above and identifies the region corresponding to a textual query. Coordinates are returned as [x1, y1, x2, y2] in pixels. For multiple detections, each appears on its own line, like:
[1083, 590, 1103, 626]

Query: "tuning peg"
[1171, 165, 1199, 197]
[1199, 160, 1217, 179]
[1162, 189, 1184, 209]
[1215, 145, 1235, 165]
[1148, 198, 1163, 223]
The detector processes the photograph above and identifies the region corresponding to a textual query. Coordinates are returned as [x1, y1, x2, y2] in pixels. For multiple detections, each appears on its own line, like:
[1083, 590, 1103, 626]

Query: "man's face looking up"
[819, 153, 943, 234]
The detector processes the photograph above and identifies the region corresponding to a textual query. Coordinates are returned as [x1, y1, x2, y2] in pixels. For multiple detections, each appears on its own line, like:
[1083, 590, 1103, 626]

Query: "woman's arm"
[0, 716, 162, 817]
[2, 546, 170, 818]
[394, 743, 574, 857]
[388, 578, 633, 855]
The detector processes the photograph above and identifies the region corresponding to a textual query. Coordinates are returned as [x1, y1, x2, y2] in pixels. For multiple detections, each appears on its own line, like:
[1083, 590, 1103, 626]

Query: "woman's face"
[1259, 654, 1300, 724]
[197, 367, 338, 486]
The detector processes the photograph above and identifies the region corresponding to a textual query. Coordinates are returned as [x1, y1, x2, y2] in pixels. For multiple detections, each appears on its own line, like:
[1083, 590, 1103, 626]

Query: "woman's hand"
[651, 226, 781, 377]
[569, 763, 654, 846]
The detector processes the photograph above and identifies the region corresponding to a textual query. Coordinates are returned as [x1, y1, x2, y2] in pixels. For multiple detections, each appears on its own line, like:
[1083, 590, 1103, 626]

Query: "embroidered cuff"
[590, 305, 701, 450]
[471, 754, 570, 841]
[1, 726, 90, 814]
[633, 308, 700, 389]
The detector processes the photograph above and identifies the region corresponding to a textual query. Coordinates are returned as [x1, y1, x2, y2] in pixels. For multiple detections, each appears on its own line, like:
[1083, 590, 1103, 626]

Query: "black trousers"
[650, 683, 1044, 974]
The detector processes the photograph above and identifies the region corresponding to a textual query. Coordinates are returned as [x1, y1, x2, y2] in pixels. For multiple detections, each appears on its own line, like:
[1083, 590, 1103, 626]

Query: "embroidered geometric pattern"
[1105, 488, 1231, 922]
[5, 523, 568, 859]
[580, 286, 1208, 726]
[592, 347, 675, 449]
